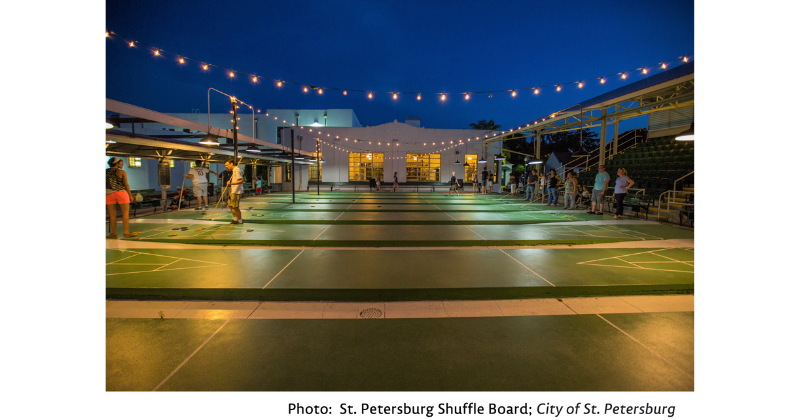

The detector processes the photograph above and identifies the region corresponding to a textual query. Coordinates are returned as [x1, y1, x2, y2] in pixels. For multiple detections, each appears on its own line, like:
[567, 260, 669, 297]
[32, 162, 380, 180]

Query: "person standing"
[509, 172, 516, 196]
[105, 157, 138, 238]
[487, 170, 493, 194]
[448, 171, 461, 196]
[539, 172, 547, 203]
[562, 171, 578, 209]
[472, 171, 478, 193]
[613, 168, 635, 219]
[392, 172, 399, 192]
[588, 164, 611, 215]
[256, 175, 263, 195]
[184, 160, 217, 210]
[480, 167, 489, 194]
[546, 169, 561, 206]
[224, 158, 245, 224]
[524, 169, 537, 201]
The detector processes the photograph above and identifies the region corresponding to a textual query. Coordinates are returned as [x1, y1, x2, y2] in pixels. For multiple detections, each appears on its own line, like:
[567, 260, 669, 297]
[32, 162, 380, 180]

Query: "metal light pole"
[317, 137, 320, 196]
[292, 131, 298, 204]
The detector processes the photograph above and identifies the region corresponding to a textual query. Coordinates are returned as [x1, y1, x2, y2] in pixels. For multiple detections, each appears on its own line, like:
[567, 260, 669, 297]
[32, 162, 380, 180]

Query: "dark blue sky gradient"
[106, 0, 694, 132]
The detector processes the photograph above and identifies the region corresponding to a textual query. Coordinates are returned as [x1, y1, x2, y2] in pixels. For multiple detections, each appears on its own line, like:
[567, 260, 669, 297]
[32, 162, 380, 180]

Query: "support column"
[613, 117, 619, 156]
[599, 108, 608, 166]
[535, 131, 542, 173]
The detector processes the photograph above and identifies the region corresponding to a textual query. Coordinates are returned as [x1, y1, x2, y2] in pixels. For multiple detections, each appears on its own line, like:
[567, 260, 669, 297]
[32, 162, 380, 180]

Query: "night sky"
[106, 0, 694, 132]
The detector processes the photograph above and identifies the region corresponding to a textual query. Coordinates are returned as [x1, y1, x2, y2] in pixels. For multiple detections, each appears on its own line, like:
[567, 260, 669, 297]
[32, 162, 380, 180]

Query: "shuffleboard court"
[107, 312, 693, 391]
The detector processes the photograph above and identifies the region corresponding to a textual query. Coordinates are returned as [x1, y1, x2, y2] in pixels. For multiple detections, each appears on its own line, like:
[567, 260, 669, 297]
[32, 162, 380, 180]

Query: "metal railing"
[673, 170, 694, 191]
[554, 130, 645, 177]
[656, 189, 694, 223]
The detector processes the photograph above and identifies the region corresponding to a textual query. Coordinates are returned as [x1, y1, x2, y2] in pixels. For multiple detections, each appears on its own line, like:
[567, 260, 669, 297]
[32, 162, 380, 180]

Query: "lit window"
[405, 153, 440, 181]
[128, 157, 142, 167]
[169, 160, 175, 168]
[349, 152, 384, 181]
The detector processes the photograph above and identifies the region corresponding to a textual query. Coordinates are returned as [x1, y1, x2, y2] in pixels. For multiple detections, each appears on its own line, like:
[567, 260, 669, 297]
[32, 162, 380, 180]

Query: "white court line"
[578, 264, 693, 274]
[564, 226, 599, 238]
[105, 253, 141, 265]
[262, 249, 305, 289]
[577, 248, 669, 265]
[313, 225, 333, 241]
[499, 249, 555, 287]
[462, 225, 487, 241]
[152, 319, 231, 391]
[106, 265, 229, 276]
[153, 259, 180, 271]
[444, 212, 458, 221]
[650, 251, 695, 267]
[596, 314, 693, 381]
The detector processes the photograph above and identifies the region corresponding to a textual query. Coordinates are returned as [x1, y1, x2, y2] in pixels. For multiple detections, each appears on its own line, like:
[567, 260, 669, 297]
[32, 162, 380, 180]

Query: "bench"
[617, 195, 654, 219]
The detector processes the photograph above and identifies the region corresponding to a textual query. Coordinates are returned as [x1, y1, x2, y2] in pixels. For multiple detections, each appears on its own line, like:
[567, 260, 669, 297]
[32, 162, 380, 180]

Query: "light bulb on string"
[179, 57, 185, 64]
[392, 93, 398, 100]
[129, 40, 135, 47]
[511, 90, 517, 97]
[252, 76, 258, 83]
[343, 90, 348, 95]
[578, 82, 583, 88]
[154, 49, 160, 56]
[556, 85, 561, 92]
[229, 71, 234, 78]
[600, 78, 605, 84]
[440, 93, 446, 101]
[318, 88, 323, 95]
[661, 63, 667, 69]
[417, 93, 421, 100]
[368, 92, 373, 99]
[465, 93, 470, 100]
[106, 31, 110, 38]
[303, 86, 308, 93]
[534, 88, 539, 95]
[277, 80, 283, 87]
[683, 56, 689, 62]
[202, 63, 208, 71]
[642, 68, 648, 74]
[621, 73, 627, 79]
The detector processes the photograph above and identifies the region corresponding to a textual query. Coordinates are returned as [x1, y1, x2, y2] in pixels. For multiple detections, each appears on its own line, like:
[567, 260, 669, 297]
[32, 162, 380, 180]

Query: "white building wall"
[283, 121, 500, 188]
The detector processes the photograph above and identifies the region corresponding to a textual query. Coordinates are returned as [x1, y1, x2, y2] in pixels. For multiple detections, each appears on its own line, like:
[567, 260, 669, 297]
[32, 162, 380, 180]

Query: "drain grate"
[359, 308, 383, 319]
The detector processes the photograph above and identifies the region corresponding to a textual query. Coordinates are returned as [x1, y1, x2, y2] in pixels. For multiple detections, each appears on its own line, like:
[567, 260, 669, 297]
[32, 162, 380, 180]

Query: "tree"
[540, 129, 600, 157]
[468, 119, 501, 130]
[502, 133, 535, 166]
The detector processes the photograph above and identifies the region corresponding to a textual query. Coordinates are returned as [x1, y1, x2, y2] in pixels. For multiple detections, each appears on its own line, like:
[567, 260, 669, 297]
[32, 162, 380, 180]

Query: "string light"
[318, 87, 323, 94]
[303, 86, 308, 93]
[108, 32, 691, 106]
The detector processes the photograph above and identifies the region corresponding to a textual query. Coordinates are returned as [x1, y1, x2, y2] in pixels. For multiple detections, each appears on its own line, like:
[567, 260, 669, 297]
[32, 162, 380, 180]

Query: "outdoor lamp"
[245, 144, 261, 153]
[477, 156, 487, 163]
[199, 133, 220, 146]
[675, 123, 694, 141]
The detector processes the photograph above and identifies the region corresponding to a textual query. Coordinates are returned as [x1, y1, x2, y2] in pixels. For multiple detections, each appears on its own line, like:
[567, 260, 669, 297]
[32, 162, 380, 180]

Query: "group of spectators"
[508, 164, 635, 218]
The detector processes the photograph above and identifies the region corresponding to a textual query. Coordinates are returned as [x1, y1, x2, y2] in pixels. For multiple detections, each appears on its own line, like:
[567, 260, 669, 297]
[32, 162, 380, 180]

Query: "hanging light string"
[297, 126, 498, 146]
[317, 138, 471, 159]
[107, 30, 692, 101]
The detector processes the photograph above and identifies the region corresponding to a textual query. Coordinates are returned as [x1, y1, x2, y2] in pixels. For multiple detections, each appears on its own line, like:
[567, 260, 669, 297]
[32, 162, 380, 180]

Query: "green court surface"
[106, 247, 693, 301]
[107, 312, 693, 391]
[124, 221, 690, 247]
